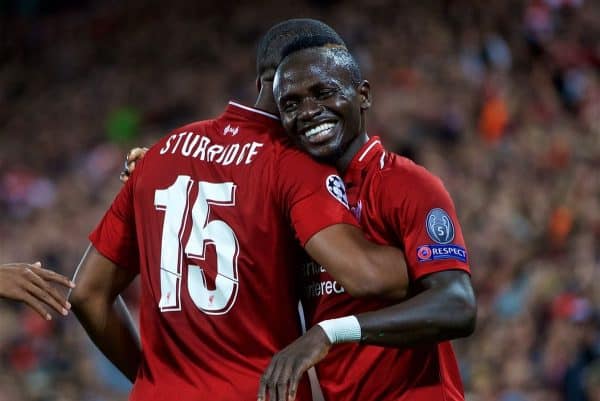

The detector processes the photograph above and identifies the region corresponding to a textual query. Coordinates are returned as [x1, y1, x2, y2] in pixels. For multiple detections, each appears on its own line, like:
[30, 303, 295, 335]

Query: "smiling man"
[258, 42, 476, 401]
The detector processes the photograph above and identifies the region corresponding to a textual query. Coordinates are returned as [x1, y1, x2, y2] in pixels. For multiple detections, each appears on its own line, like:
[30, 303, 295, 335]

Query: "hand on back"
[120, 147, 149, 183]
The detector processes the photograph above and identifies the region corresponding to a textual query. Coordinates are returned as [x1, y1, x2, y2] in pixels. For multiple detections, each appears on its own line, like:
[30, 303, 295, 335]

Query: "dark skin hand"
[0, 261, 74, 320]
[119, 147, 148, 183]
[258, 325, 331, 401]
[257, 270, 476, 401]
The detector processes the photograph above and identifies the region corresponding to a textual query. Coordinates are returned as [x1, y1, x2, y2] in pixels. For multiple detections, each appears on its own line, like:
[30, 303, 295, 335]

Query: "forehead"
[276, 49, 352, 92]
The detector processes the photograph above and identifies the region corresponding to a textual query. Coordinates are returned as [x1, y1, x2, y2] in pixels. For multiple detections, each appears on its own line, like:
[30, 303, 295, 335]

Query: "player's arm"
[309, 270, 476, 347]
[258, 270, 475, 401]
[304, 225, 407, 299]
[0, 261, 74, 320]
[357, 269, 475, 343]
[344, 168, 476, 345]
[259, 225, 410, 401]
[70, 244, 140, 382]
[280, 153, 408, 300]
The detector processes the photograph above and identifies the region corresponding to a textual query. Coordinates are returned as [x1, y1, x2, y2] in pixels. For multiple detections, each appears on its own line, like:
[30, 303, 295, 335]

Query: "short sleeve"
[276, 149, 359, 246]
[380, 166, 470, 281]
[89, 174, 140, 272]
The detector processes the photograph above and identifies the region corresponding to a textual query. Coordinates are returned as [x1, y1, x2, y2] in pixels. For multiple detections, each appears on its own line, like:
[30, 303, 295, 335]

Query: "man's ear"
[358, 80, 372, 110]
[256, 77, 262, 93]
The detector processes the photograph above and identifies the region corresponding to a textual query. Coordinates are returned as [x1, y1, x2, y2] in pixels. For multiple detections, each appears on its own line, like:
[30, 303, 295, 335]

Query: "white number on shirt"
[154, 176, 239, 315]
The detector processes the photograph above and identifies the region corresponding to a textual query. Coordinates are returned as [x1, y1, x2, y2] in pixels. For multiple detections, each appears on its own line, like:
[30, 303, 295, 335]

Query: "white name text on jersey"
[160, 131, 264, 166]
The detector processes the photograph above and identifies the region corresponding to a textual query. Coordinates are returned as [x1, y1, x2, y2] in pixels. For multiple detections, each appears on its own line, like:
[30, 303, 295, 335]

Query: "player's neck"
[336, 132, 369, 174]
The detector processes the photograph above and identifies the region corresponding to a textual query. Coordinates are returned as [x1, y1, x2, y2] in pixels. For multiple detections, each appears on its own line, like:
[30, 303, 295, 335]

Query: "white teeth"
[305, 123, 335, 138]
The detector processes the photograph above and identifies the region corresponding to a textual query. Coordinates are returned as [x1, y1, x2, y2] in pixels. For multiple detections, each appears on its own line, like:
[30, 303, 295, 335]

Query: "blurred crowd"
[0, 0, 598, 400]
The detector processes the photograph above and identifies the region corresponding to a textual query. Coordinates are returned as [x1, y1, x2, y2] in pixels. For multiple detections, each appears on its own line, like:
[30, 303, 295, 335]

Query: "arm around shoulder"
[304, 223, 409, 300]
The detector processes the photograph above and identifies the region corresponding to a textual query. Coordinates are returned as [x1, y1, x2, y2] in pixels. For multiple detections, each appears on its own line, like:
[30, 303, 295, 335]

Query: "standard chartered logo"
[302, 261, 326, 278]
[302, 261, 346, 298]
[305, 279, 345, 298]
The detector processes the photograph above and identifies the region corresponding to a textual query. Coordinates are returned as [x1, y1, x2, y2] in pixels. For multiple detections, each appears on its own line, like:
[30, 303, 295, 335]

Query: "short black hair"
[256, 18, 346, 79]
[280, 40, 362, 86]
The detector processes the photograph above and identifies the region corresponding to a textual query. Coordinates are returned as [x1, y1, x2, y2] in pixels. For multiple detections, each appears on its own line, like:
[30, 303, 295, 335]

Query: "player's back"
[128, 102, 316, 400]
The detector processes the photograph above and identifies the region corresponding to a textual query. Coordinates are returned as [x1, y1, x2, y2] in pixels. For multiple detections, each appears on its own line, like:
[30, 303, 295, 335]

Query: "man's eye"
[283, 102, 298, 112]
[317, 89, 336, 100]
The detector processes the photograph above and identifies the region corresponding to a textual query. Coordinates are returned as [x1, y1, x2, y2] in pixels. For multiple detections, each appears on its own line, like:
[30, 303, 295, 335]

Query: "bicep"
[415, 270, 475, 305]
[305, 224, 408, 299]
[304, 223, 367, 267]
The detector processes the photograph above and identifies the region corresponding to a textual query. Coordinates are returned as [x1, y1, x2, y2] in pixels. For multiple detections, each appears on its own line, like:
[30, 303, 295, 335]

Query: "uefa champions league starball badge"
[326, 175, 349, 209]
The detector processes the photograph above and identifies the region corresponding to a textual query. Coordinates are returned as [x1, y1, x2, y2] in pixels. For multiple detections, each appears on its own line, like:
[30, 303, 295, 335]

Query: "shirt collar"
[224, 101, 280, 127]
[343, 136, 384, 184]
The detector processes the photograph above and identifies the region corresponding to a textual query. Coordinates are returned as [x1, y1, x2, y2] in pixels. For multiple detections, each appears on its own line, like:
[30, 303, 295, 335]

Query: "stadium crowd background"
[0, 0, 598, 400]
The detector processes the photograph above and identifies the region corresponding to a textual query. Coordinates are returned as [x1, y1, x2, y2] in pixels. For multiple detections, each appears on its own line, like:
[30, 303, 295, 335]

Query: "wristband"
[317, 316, 362, 344]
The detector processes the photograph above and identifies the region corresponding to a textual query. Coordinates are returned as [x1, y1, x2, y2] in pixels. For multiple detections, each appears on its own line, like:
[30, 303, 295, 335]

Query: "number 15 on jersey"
[154, 176, 240, 315]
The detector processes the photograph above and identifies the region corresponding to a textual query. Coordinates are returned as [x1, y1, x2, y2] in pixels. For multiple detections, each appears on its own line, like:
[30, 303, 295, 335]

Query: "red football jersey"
[302, 137, 470, 401]
[89, 102, 358, 401]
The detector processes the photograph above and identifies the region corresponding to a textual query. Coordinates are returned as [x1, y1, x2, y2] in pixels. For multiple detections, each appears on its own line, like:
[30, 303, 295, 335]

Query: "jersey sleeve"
[380, 166, 470, 281]
[89, 170, 140, 273]
[276, 149, 359, 246]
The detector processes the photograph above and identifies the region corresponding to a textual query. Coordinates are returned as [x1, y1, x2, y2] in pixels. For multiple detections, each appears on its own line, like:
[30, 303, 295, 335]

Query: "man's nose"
[297, 98, 323, 121]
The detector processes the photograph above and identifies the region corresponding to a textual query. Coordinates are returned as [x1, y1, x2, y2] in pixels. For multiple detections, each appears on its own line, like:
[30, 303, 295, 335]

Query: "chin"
[293, 134, 344, 163]
[307, 144, 344, 164]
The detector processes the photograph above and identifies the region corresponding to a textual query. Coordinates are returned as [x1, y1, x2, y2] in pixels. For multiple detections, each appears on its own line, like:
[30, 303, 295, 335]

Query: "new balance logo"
[223, 124, 239, 136]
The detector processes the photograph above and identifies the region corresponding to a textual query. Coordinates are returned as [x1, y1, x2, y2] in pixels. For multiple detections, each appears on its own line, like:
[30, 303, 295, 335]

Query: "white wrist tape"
[317, 316, 362, 344]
